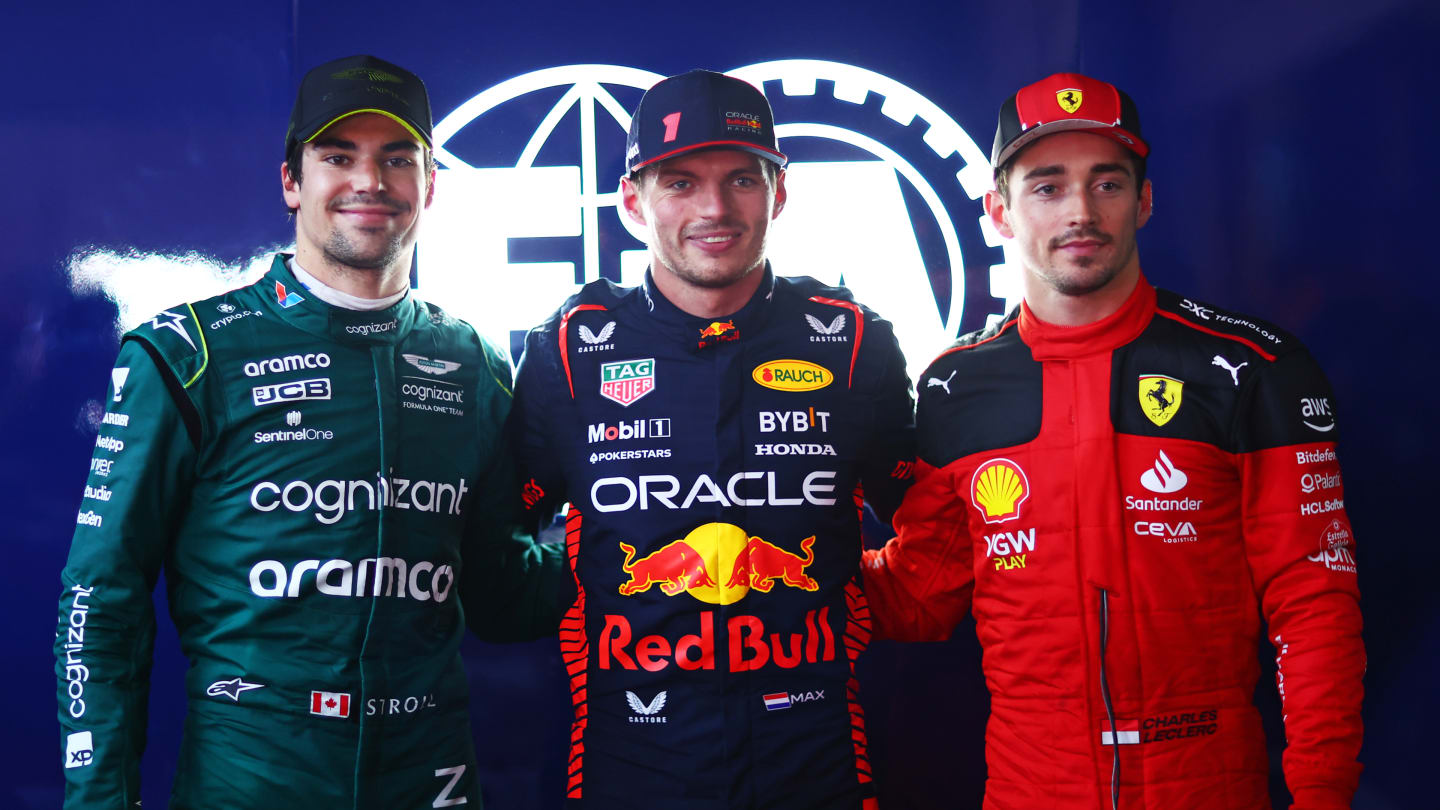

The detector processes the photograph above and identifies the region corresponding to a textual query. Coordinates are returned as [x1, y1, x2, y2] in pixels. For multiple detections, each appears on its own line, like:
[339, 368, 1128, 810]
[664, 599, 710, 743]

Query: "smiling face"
[986, 131, 1152, 301]
[281, 112, 433, 277]
[622, 148, 786, 292]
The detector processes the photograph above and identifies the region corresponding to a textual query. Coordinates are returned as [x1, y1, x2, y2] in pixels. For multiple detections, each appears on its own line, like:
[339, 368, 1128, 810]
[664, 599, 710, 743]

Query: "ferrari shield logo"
[1056, 88, 1083, 114]
[1138, 375, 1184, 426]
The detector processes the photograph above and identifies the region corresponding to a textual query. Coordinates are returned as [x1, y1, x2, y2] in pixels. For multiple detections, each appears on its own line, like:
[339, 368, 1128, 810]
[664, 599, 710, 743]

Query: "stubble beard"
[322, 228, 409, 272]
[658, 225, 767, 290]
[1039, 229, 1135, 297]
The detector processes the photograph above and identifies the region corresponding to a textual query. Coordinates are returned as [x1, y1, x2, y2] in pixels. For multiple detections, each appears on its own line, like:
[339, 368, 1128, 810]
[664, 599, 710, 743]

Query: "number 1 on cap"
[661, 112, 681, 143]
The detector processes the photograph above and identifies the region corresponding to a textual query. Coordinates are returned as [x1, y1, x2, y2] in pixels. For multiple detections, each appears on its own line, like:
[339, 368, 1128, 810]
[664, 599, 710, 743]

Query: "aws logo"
[617, 522, 818, 604]
[971, 458, 1030, 524]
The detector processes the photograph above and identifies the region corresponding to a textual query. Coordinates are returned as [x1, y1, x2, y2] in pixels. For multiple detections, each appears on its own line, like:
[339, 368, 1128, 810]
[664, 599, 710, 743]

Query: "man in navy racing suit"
[509, 69, 916, 809]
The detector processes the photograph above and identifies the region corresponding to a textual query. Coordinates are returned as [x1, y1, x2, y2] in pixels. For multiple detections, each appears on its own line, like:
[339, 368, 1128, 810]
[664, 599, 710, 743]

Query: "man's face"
[622, 149, 786, 289]
[281, 113, 433, 272]
[986, 131, 1152, 297]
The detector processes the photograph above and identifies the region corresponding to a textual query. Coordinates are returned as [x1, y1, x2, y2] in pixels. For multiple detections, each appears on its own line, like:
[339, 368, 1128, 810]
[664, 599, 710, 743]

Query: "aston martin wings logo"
[805, 313, 846, 335]
[625, 690, 667, 715]
[402, 354, 462, 375]
[579, 321, 617, 344]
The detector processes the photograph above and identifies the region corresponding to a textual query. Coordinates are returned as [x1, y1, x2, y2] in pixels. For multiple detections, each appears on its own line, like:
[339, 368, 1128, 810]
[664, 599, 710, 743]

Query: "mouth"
[687, 231, 742, 253]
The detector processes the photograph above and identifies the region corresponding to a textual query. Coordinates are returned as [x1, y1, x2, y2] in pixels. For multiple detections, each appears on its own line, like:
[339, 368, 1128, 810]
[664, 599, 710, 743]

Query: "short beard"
[1041, 228, 1134, 296]
[322, 230, 408, 272]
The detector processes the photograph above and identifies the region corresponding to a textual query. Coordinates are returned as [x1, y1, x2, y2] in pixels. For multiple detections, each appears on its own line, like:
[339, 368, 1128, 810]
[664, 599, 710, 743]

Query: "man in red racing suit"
[862, 72, 1363, 809]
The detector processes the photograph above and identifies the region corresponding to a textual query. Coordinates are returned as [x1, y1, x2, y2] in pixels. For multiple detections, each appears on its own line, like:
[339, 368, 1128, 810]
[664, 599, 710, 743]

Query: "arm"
[1238, 350, 1363, 809]
[458, 337, 573, 642]
[862, 457, 974, 642]
[856, 313, 916, 524]
[56, 338, 197, 808]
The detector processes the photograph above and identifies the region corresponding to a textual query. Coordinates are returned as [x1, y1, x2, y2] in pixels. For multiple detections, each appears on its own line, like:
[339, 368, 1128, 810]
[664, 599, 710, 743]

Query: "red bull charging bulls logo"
[617, 523, 817, 604]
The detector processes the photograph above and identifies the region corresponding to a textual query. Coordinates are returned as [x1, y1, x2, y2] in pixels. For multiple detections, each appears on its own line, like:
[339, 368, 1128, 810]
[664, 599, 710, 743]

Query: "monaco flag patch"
[310, 690, 351, 718]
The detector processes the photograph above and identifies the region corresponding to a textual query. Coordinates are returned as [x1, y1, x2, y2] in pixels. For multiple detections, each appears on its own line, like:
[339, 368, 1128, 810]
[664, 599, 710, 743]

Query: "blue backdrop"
[5, 1, 1434, 807]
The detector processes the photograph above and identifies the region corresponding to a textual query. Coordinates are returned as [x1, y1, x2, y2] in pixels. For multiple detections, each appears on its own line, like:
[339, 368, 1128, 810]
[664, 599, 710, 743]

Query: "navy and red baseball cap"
[991, 72, 1148, 168]
[625, 69, 787, 176]
[285, 54, 433, 160]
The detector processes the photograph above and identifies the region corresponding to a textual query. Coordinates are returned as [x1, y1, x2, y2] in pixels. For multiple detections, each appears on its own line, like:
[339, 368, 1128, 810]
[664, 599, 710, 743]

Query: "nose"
[693, 181, 729, 219]
[351, 159, 384, 194]
[1064, 188, 1098, 227]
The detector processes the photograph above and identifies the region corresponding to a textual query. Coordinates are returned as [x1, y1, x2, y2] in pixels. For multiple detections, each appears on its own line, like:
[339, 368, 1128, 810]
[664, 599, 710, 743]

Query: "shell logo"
[970, 458, 1030, 524]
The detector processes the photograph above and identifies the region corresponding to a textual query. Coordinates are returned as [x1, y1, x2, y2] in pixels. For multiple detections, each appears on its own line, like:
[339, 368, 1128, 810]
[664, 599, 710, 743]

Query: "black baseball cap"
[625, 69, 787, 176]
[992, 72, 1148, 168]
[285, 54, 433, 160]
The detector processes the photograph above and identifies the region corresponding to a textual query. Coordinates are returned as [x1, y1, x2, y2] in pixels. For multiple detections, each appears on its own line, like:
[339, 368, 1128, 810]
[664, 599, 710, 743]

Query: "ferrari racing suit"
[863, 276, 1363, 809]
[511, 267, 915, 809]
[56, 255, 568, 809]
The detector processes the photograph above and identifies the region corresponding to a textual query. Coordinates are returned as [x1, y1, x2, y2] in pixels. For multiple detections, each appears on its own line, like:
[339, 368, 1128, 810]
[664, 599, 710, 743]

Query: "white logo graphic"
[251, 557, 455, 602]
[65, 731, 94, 769]
[402, 354, 462, 375]
[249, 474, 467, 524]
[1180, 299, 1214, 320]
[111, 368, 130, 402]
[1301, 470, 1342, 494]
[244, 352, 331, 377]
[1140, 450, 1188, 494]
[149, 309, 196, 350]
[626, 690, 667, 723]
[579, 321, 616, 344]
[805, 313, 846, 335]
[216, 302, 235, 313]
[1301, 397, 1335, 432]
[251, 378, 332, 407]
[433, 764, 469, 808]
[206, 677, 265, 701]
[286, 410, 301, 426]
[1211, 355, 1248, 386]
[927, 369, 956, 395]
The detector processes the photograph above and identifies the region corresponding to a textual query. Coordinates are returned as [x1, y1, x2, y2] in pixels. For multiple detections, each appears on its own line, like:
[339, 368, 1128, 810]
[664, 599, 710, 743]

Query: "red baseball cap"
[991, 72, 1148, 167]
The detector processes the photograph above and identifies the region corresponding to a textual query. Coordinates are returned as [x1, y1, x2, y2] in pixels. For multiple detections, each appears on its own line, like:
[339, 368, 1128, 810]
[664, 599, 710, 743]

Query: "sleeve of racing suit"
[459, 338, 574, 642]
[56, 338, 198, 808]
[861, 460, 974, 642]
[856, 314, 916, 524]
[507, 325, 569, 534]
[1237, 348, 1363, 808]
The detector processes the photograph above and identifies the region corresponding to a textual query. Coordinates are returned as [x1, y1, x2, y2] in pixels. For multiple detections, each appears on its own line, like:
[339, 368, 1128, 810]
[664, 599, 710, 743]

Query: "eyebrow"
[1020, 162, 1133, 182]
[310, 138, 420, 153]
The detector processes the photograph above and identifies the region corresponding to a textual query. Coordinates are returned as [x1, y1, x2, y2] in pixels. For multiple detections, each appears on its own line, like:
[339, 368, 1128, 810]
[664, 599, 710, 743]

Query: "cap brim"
[994, 119, 1146, 167]
[631, 140, 788, 174]
[301, 109, 431, 148]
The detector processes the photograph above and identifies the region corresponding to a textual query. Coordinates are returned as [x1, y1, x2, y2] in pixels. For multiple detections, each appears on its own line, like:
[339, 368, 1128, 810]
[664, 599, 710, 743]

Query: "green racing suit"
[56, 255, 567, 809]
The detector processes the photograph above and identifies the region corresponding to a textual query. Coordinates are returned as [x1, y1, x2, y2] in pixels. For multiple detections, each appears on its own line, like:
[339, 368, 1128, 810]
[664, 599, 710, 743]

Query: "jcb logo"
[252, 378, 331, 407]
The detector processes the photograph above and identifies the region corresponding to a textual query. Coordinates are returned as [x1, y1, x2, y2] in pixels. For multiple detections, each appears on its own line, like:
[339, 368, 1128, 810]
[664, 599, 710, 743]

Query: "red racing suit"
[863, 275, 1363, 809]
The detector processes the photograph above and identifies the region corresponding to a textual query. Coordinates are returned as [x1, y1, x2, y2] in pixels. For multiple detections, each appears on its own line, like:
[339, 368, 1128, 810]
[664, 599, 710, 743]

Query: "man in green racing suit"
[55, 55, 568, 809]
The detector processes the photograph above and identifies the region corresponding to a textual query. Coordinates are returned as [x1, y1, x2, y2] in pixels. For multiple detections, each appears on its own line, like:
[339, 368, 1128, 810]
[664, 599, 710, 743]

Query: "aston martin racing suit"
[56, 255, 568, 809]
[863, 276, 1363, 808]
[511, 267, 915, 809]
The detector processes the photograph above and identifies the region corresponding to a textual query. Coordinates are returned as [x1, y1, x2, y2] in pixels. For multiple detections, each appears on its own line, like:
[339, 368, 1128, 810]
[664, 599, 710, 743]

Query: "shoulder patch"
[127, 303, 208, 387]
[1153, 288, 1298, 361]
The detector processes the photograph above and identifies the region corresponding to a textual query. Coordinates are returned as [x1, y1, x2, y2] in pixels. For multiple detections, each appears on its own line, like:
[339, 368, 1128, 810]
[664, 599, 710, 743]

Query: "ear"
[621, 175, 647, 226]
[281, 160, 301, 209]
[1135, 178, 1153, 229]
[771, 168, 787, 219]
[984, 189, 1014, 239]
[424, 167, 437, 209]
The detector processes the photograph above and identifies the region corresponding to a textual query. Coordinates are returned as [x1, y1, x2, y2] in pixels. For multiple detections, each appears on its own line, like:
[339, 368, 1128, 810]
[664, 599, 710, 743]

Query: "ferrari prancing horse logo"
[1139, 374, 1184, 427]
[1056, 89, 1083, 114]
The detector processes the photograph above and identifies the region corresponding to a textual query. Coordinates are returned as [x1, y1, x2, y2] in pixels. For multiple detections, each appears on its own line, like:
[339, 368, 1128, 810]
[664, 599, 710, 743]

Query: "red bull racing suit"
[863, 276, 1363, 809]
[511, 266, 915, 809]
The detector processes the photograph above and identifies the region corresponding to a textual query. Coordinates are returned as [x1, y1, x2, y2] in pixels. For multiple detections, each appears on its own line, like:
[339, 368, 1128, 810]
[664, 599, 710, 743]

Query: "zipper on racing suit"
[1098, 587, 1120, 810]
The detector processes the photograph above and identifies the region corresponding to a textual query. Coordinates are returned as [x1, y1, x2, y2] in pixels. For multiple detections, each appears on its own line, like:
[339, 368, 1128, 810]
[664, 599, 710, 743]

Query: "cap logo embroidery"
[1056, 88, 1083, 114]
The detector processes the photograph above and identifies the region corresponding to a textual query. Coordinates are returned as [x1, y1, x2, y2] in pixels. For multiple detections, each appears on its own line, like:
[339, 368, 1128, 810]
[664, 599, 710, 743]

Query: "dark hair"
[993, 151, 1147, 203]
[284, 142, 437, 215]
[627, 153, 780, 192]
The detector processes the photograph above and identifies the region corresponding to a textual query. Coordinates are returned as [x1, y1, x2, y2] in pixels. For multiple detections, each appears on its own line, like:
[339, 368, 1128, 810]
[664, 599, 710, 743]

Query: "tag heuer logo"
[600, 359, 655, 406]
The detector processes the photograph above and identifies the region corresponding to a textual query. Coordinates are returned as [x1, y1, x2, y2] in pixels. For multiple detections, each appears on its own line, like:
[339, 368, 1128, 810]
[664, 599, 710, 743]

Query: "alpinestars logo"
[206, 677, 265, 701]
[626, 690, 667, 723]
[150, 309, 196, 350]
[805, 313, 847, 342]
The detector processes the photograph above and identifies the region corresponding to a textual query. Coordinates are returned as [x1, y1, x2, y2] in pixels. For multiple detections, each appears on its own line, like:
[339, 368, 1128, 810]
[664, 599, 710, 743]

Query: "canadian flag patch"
[310, 691, 351, 718]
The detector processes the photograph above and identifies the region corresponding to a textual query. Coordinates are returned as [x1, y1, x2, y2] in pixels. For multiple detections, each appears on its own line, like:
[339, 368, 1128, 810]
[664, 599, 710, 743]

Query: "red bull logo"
[616, 523, 817, 604]
[598, 608, 837, 672]
[697, 320, 739, 348]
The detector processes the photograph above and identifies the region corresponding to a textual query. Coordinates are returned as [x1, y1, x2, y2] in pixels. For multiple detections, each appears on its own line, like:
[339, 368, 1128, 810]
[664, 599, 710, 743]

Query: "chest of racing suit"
[56, 256, 566, 810]
[863, 277, 1363, 809]
[511, 267, 915, 810]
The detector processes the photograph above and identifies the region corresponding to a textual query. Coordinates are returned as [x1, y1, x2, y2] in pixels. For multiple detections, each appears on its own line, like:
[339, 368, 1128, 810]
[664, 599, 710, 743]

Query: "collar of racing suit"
[640, 261, 779, 350]
[260, 253, 425, 345]
[1017, 272, 1156, 360]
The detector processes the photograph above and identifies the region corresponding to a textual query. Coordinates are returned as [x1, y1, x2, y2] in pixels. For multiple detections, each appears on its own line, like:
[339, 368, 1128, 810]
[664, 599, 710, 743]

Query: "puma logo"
[1211, 355, 1248, 386]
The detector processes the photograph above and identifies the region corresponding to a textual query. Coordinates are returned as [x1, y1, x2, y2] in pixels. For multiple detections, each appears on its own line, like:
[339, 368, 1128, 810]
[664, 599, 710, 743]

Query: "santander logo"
[1140, 450, 1188, 494]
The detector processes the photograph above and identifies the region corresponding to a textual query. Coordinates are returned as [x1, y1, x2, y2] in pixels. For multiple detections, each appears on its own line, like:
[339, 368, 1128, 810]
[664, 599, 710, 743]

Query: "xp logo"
[419, 61, 1007, 381]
